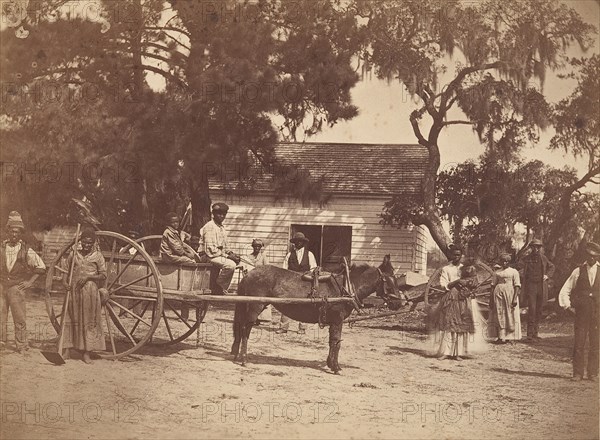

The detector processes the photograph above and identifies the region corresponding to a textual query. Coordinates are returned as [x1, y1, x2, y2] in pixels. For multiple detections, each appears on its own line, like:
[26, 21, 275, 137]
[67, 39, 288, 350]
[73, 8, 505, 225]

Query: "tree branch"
[440, 61, 504, 112]
[442, 120, 474, 127]
[135, 64, 188, 89]
[144, 26, 191, 39]
[409, 108, 428, 147]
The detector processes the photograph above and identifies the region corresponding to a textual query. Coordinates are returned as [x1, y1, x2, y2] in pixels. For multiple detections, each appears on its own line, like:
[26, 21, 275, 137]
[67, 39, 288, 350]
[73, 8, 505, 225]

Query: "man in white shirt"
[558, 241, 600, 382]
[0, 211, 46, 353]
[276, 232, 317, 334]
[199, 203, 240, 295]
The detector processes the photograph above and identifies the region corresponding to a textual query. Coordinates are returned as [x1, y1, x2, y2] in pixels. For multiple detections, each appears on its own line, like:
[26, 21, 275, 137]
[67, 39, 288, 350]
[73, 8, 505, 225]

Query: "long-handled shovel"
[42, 224, 80, 365]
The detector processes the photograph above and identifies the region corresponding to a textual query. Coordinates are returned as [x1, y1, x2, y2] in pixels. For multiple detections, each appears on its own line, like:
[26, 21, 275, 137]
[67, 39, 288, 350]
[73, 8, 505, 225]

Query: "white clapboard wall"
[209, 192, 427, 291]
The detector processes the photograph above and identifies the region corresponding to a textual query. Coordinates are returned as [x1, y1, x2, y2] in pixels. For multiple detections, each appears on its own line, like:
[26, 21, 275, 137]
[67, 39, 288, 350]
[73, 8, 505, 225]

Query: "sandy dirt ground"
[1, 294, 598, 440]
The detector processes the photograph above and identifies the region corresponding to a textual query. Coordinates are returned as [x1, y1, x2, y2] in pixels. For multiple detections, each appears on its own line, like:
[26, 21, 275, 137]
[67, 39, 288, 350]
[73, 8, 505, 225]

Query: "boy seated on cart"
[198, 203, 241, 295]
[160, 213, 198, 265]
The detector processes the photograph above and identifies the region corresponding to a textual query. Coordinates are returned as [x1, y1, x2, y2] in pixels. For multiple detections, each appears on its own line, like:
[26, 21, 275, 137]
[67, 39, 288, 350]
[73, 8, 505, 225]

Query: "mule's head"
[350, 256, 406, 308]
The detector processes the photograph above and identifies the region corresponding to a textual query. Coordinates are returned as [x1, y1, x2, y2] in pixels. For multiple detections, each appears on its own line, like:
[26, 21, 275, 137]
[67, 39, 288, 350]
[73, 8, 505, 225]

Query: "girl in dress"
[490, 253, 522, 344]
[63, 228, 107, 363]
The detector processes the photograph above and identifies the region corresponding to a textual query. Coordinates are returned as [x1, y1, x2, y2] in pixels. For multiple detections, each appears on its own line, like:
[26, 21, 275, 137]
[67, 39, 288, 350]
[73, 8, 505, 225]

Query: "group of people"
[1, 211, 106, 363]
[159, 202, 315, 332]
[429, 239, 599, 382]
[1, 207, 598, 379]
[488, 239, 555, 345]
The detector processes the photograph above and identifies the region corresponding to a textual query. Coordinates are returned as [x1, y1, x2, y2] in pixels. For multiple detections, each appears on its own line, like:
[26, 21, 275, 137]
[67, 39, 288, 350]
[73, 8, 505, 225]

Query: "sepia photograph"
[0, 0, 598, 439]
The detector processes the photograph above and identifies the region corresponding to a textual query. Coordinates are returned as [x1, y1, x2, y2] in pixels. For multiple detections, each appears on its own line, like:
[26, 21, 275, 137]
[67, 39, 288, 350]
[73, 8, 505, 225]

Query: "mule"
[231, 256, 404, 374]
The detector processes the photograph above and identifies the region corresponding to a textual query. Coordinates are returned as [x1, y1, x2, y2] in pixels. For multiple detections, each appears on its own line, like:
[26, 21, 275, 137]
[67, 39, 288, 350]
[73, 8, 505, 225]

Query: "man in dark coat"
[519, 239, 555, 341]
[558, 241, 600, 382]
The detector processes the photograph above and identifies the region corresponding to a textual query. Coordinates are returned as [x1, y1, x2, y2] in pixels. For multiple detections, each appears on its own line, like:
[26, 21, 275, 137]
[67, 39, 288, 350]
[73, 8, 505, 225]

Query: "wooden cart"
[44, 231, 355, 359]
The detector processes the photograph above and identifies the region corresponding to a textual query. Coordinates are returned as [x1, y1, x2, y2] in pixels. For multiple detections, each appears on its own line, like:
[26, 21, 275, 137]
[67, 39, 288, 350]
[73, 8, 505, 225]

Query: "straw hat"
[290, 232, 309, 243]
[6, 211, 25, 230]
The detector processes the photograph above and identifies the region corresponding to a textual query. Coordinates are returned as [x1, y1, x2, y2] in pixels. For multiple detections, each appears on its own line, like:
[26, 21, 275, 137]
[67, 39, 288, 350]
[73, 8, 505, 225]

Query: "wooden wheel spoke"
[54, 265, 67, 274]
[108, 239, 117, 266]
[109, 273, 153, 296]
[107, 252, 138, 290]
[164, 300, 193, 330]
[478, 276, 494, 286]
[108, 300, 151, 327]
[106, 304, 137, 347]
[162, 310, 174, 341]
[130, 302, 150, 335]
[124, 299, 143, 311]
[103, 306, 117, 355]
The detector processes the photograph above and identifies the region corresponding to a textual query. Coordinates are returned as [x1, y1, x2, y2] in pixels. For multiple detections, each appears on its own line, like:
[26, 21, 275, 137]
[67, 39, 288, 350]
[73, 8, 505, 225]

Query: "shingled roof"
[210, 142, 428, 196]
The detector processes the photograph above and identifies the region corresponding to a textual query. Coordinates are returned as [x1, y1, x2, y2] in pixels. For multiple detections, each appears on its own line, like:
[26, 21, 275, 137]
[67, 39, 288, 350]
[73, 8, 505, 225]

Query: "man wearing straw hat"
[276, 232, 317, 334]
[0, 211, 46, 353]
[558, 241, 600, 382]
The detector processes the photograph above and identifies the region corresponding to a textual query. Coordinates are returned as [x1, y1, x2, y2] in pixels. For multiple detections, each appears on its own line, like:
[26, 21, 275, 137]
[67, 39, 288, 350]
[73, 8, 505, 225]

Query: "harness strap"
[318, 296, 328, 329]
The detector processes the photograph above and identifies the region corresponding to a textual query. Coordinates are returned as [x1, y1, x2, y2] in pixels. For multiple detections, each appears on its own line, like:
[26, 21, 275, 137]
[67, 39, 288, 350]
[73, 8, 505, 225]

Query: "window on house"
[290, 224, 352, 272]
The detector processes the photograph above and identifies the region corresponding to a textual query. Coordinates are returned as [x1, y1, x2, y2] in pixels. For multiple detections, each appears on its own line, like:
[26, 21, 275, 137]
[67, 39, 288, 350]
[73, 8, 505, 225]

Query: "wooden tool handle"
[57, 223, 81, 354]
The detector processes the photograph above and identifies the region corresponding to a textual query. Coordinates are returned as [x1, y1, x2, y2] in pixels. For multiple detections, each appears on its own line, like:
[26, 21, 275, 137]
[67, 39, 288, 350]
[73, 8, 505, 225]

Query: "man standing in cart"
[199, 203, 240, 295]
[0, 211, 46, 353]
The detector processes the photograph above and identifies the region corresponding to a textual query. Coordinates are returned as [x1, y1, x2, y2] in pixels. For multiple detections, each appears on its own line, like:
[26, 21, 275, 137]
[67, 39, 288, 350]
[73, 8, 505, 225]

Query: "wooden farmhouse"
[210, 142, 429, 277]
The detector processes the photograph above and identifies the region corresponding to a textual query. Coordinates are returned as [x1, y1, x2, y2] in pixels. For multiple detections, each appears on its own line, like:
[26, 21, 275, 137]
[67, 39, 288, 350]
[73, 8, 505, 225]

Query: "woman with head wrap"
[489, 253, 522, 344]
[245, 239, 271, 324]
[431, 263, 480, 360]
[247, 239, 267, 267]
[62, 227, 107, 363]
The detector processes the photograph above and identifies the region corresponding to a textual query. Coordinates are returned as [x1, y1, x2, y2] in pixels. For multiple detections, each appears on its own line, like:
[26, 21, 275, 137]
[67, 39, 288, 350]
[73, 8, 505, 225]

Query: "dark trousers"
[573, 300, 599, 378]
[526, 281, 544, 337]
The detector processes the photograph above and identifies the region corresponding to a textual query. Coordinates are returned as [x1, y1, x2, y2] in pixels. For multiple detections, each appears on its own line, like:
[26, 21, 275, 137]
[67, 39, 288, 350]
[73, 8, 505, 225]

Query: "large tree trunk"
[409, 110, 452, 258]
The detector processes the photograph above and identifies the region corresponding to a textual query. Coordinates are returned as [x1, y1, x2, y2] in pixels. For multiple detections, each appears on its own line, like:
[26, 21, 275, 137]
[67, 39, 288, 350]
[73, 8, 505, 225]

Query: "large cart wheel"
[424, 261, 496, 313]
[44, 231, 164, 359]
[129, 235, 209, 346]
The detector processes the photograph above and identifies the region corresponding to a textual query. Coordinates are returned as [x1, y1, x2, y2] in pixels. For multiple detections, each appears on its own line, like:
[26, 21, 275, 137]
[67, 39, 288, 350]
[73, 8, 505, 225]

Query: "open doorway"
[290, 224, 352, 272]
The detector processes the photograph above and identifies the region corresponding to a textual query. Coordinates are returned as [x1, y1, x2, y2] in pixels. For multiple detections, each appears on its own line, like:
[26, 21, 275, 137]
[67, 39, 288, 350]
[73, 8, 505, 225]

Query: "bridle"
[376, 268, 407, 306]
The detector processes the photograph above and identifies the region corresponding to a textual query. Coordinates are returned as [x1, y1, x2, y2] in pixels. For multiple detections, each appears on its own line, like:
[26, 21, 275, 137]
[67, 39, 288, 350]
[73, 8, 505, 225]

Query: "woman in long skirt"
[432, 264, 479, 360]
[63, 228, 107, 363]
[490, 253, 522, 344]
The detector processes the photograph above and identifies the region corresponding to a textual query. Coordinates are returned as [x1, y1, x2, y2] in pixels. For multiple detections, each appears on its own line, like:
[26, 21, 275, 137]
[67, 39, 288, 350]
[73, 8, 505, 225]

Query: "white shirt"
[4, 241, 46, 272]
[283, 247, 317, 271]
[558, 262, 599, 309]
[200, 220, 229, 258]
[440, 263, 462, 290]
